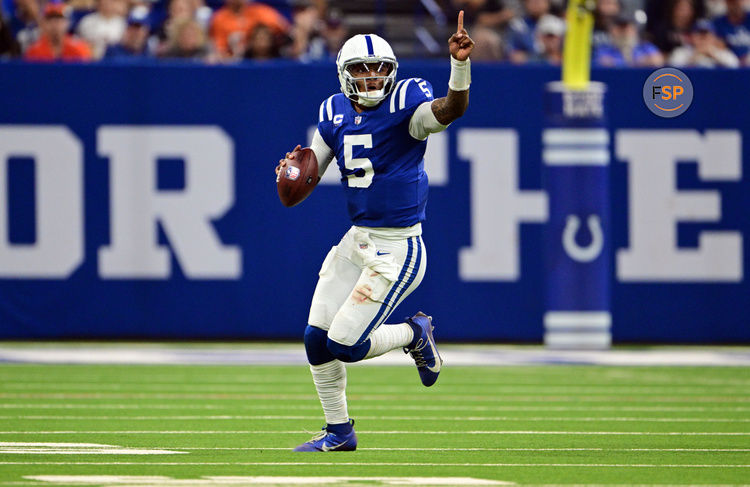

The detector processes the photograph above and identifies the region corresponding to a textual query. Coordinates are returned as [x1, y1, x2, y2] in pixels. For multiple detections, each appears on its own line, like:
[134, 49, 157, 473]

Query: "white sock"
[310, 360, 348, 425]
[364, 323, 415, 359]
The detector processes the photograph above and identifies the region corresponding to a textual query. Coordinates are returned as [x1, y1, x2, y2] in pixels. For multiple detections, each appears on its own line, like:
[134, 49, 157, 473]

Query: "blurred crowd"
[0, 0, 748, 67]
[0, 0, 347, 62]
[456, 0, 748, 67]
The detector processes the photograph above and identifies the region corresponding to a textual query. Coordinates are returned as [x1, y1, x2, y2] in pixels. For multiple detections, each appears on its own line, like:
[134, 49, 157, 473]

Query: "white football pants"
[308, 225, 427, 346]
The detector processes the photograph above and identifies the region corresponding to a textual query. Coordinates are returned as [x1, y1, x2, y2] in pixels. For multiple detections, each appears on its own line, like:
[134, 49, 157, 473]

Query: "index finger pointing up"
[457, 10, 464, 33]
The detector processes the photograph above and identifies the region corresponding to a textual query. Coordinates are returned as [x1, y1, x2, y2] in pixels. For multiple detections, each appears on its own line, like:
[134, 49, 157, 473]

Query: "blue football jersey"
[317, 78, 435, 228]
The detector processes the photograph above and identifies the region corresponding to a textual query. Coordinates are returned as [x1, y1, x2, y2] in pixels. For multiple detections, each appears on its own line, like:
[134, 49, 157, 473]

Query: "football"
[277, 147, 319, 207]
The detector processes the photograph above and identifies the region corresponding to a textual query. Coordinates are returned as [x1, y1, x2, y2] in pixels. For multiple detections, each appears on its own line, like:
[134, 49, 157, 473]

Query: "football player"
[276, 12, 474, 452]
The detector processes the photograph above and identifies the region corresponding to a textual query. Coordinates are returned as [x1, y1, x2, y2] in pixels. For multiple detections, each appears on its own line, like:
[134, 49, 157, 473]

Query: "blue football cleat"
[293, 420, 357, 452]
[405, 312, 443, 387]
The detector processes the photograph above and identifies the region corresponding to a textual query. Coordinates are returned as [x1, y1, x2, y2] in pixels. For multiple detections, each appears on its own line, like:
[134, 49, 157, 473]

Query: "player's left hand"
[449, 10, 474, 61]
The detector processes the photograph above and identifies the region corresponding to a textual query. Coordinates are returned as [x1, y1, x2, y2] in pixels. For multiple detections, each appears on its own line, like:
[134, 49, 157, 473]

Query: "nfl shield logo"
[354, 116, 362, 125]
[285, 166, 300, 181]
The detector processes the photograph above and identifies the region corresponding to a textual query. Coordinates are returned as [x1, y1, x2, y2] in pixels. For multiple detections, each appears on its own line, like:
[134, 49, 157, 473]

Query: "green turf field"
[0, 364, 748, 486]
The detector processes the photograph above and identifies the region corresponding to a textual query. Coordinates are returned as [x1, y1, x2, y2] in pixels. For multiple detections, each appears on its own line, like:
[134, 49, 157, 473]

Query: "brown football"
[277, 147, 319, 207]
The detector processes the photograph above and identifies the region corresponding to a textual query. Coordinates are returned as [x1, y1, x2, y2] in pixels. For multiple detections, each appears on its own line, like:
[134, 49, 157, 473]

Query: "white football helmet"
[337, 34, 398, 107]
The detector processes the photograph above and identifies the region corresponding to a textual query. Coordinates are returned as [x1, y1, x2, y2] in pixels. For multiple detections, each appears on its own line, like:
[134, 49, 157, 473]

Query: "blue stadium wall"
[0, 61, 748, 342]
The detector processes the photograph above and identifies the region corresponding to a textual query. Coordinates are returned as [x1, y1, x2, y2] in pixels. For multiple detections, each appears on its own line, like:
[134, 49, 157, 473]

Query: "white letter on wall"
[617, 130, 742, 281]
[0, 126, 83, 278]
[458, 129, 548, 281]
[98, 126, 241, 279]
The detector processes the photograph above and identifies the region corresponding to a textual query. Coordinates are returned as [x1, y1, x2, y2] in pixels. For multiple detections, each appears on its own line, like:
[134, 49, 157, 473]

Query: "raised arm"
[431, 10, 475, 125]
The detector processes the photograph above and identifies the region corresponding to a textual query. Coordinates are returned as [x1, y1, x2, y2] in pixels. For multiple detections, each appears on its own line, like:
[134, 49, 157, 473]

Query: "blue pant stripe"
[399, 236, 422, 303]
[357, 237, 415, 344]
[381, 235, 422, 323]
[358, 236, 424, 343]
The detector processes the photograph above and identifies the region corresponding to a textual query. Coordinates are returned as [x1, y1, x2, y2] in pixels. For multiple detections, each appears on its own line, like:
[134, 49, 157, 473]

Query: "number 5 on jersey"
[343, 134, 374, 188]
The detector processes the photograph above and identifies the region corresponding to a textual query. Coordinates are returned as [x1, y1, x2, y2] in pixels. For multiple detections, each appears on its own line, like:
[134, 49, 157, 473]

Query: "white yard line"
[2, 344, 750, 366]
[0, 450, 184, 455]
[2, 376, 749, 384]
[1, 404, 748, 412]
[3, 383, 748, 394]
[1, 393, 747, 403]
[22, 476, 513, 486]
[9, 477, 749, 487]
[3, 378, 748, 386]
[0, 443, 110, 447]
[2, 415, 748, 423]
[0, 405, 220, 410]
[0, 461, 749, 467]
[0, 430, 748, 435]
[2, 444, 749, 452]
[175, 447, 750, 452]
[0, 443, 185, 455]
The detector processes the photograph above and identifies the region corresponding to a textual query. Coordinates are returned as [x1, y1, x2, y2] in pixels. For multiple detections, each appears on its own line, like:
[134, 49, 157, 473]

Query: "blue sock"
[327, 419, 353, 435]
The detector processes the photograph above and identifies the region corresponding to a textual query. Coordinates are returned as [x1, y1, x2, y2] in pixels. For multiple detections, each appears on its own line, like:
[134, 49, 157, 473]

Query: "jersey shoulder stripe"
[389, 78, 434, 113]
[397, 78, 414, 111]
[319, 94, 336, 122]
[389, 79, 407, 113]
[317, 94, 342, 150]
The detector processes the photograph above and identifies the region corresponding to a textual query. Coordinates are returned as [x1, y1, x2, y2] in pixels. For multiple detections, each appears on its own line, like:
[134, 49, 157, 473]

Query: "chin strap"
[357, 96, 382, 107]
[356, 88, 386, 106]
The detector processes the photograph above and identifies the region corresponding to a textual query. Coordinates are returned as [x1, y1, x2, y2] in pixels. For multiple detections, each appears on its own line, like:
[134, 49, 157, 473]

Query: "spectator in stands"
[9, 0, 41, 52]
[444, 0, 510, 61]
[152, 0, 214, 56]
[592, 0, 621, 48]
[161, 17, 211, 59]
[67, 0, 98, 33]
[150, 0, 211, 32]
[76, 0, 128, 59]
[0, 11, 21, 57]
[67, 0, 97, 13]
[528, 13, 563, 64]
[209, 0, 289, 59]
[647, 0, 701, 55]
[243, 22, 279, 59]
[669, 18, 740, 67]
[288, 0, 347, 62]
[104, 6, 151, 59]
[593, 12, 664, 66]
[25, 3, 92, 61]
[470, 24, 503, 60]
[712, 0, 750, 65]
[310, 11, 348, 61]
[153, 0, 195, 54]
[506, 0, 550, 64]
[320, 14, 347, 57]
[445, 0, 515, 30]
[706, 0, 727, 18]
[2, 0, 34, 36]
[288, 0, 322, 59]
